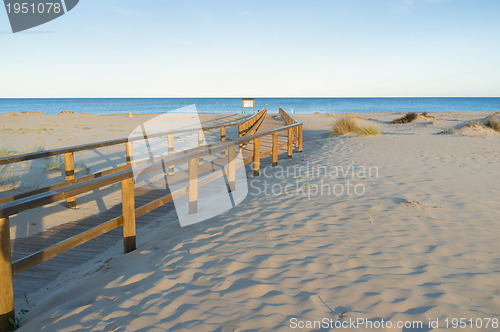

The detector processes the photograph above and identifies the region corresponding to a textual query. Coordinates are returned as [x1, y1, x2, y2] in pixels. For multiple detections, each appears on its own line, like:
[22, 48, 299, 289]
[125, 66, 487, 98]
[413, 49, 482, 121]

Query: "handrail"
[0, 108, 268, 209]
[0, 108, 301, 330]
[279, 108, 303, 152]
[238, 108, 267, 137]
[242, 109, 267, 137]
[0, 140, 226, 205]
[279, 107, 301, 125]
[0, 122, 297, 218]
[0, 111, 266, 166]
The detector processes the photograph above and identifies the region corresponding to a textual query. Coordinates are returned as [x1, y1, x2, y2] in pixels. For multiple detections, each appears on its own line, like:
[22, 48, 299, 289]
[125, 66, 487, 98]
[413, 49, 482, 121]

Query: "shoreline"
[2, 97, 500, 116]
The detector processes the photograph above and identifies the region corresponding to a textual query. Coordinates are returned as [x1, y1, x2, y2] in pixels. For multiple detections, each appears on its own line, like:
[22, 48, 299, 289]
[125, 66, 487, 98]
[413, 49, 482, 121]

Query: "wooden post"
[288, 128, 293, 158]
[168, 134, 174, 175]
[253, 138, 260, 177]
[295, 126, 299, 148]
[121, 178, 136, 253]
[298, 125, 303, 153]
[0, 217, 15, 332]
[64, 152, 76, 209]
[126, 141, 133, 165]
[238, 124, 246, 149]
[220, 127, 226, 142]
[188, 158, 198, 214]
[198, 130, 204, 165]
[272, 132, 278, 166]
[228, 145, 236, 192]
[221, 127, 226, 158]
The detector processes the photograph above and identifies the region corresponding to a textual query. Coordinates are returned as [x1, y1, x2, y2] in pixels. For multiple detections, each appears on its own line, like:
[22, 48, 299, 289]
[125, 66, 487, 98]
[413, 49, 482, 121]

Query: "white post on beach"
[0, 216, 15, 332]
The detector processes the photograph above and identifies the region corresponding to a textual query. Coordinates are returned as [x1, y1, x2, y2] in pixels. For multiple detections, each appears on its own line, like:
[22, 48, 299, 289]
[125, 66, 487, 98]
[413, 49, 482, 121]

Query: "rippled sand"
[6, 111, 500, 331]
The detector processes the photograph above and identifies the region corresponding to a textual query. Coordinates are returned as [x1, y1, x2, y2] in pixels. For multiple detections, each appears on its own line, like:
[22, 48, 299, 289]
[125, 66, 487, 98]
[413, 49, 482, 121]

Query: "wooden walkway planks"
[10, 113, 288, 299]
[11, 187, 173, 298]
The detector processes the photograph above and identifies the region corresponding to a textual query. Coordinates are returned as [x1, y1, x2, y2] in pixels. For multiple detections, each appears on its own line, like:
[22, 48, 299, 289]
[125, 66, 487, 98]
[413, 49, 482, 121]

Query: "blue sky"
[1, 0, 499, 97]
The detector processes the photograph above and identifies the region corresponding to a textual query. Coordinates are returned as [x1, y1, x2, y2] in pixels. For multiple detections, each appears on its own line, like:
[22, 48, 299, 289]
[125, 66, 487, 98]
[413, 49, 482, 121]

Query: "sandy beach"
[1, 111, 499, 331]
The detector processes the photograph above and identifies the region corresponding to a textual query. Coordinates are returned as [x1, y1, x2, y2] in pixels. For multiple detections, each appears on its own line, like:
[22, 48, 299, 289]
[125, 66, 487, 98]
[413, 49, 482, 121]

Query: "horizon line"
[1, 96, 500, 99]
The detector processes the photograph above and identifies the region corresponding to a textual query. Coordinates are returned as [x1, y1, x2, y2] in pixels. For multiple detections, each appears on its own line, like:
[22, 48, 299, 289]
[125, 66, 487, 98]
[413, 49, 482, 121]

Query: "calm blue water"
[0, 98, 499, 114]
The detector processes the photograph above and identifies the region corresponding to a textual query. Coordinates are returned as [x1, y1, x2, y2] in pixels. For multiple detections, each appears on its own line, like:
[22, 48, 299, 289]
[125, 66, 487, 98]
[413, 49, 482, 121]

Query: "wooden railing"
[0, 108, 299, 331]
[0, 109, 267, 208]
[279, 107, 303, 154]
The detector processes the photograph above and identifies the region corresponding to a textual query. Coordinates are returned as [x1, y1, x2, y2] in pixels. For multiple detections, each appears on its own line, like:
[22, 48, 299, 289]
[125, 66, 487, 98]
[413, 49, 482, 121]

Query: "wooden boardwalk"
[11, 114, 289, 299]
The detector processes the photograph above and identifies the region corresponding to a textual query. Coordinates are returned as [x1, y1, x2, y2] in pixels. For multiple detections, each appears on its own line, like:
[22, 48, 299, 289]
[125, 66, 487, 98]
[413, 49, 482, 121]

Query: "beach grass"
[392, 112, 418, 124]
[356, 125, 380, 136]
[420, 112, 435, 119]
[0, 165, 21, 188]
[487, 117, 500, 132]
[76, 162, 91, 175]
[329, 115, 359, 136]
[0, 148, 15, 158]
[24, 144, 45, 154]
[43, 155, 64, 170]
[1, 128, 51, 134]
[464, 121, 485, 129]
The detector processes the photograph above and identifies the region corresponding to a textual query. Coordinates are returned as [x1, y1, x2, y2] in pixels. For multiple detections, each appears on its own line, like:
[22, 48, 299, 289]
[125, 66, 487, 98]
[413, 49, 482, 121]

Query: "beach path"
[10, 112, 289, 299]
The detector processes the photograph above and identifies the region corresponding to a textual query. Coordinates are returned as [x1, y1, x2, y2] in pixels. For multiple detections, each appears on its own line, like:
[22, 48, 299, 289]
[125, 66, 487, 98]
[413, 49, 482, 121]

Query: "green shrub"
[392, 112, 418, 124]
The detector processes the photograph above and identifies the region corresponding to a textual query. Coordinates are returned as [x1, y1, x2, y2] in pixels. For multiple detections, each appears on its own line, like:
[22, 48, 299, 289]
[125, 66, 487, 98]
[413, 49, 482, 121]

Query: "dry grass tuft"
[329, 115, 359, 136]
[464, 121, 485, 128]
[356, 125, 380, 136]
[420, 112, 435, 119]
[486, 117, 500, 132]
[24, 145, 45, 154]
[0, 165, 21, 188]
[437, 128, 455, 135]
[43, 155, 64, 170]
[392, 112, 418, 124]
[0, 149, 15, 158]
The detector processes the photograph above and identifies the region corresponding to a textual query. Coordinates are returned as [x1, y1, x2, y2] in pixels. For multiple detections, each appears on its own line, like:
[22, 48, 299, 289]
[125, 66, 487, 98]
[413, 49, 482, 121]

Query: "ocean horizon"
[1, 97, 499, 115]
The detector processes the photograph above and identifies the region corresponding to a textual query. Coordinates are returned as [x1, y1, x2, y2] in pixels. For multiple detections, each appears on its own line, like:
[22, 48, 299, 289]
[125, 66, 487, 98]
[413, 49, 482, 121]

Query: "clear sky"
[1, 0, 499, 98]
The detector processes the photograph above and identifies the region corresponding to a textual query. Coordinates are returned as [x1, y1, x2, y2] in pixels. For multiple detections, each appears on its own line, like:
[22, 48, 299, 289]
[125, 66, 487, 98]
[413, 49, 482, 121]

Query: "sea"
[0, 98, 499, 115]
